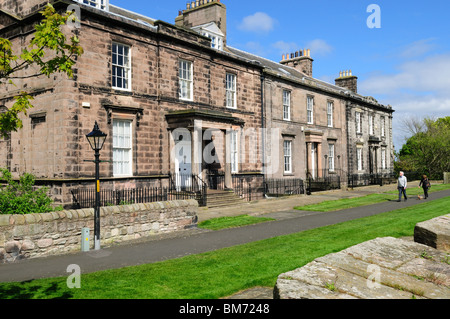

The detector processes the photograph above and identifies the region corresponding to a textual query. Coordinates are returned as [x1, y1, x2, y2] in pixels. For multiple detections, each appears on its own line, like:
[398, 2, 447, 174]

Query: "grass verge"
[198, 214, 275, 230]
[295, 184, 450, 212]
[0, 196, 448, 299]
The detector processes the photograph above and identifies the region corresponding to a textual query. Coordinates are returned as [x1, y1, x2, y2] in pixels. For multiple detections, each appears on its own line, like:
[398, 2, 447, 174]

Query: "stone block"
[12, 215, 26, 225]
[24, 214, 36, 224]
[5, 241, 21, 253]
[37, 238, 53, 248]
[0, 215, 11, 226]
[414, 214, 450, 252]
[275, 237, 450, 299]
[21, 240, 36, 251]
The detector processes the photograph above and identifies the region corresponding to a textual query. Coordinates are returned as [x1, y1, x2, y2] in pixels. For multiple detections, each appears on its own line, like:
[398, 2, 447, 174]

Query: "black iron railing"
[71, 187, 169, 209]
[72, 173, 208, 209]
[347, 172, 396, 188]
[264, 178, 304, 197]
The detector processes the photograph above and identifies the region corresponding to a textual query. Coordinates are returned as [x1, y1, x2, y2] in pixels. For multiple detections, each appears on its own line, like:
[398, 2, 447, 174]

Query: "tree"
[0, 168, 61, 214]
[396, 116, 450, 179]
[0, 4, 83, 138]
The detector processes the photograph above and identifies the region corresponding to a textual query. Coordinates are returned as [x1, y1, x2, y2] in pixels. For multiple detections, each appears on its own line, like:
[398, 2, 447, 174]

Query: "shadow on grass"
[0, 280, 74, 299]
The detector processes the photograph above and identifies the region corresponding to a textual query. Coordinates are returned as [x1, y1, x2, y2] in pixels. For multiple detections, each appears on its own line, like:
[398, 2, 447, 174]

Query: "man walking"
[397, 171, 408, 202]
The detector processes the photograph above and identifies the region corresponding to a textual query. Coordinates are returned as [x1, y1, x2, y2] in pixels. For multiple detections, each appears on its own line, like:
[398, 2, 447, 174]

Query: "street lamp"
[86, 121, 108, 250]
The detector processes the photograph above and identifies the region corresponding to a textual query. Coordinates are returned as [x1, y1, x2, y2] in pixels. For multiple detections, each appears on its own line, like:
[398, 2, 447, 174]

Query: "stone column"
[317, 143, 322, 178]
[224, 129, 232, 189]
[306, 142, 312, 178]
[192, 120, 203, 178]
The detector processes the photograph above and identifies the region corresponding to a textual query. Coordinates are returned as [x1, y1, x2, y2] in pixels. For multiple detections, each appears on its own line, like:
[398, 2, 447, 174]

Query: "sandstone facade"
[0, 0, 395, 207]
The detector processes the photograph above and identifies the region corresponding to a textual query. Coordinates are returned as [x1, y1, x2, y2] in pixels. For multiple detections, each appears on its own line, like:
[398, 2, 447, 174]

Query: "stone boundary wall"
[0, 200, 198, 264]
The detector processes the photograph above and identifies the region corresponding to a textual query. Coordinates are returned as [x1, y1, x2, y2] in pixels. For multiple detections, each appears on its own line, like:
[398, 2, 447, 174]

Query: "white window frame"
[201, 32, 223, 51]
[327, 101, 334, 128]
[381, 117, 386, 137]
[284, 140, 292, 174]
[226, 73, 237, 109]
[230, 130, 239, 173]
[369, 114, 374, 135]
[357, 147, 363, 171]
[179, 60, 193, 101]
[381, 148, 387, 170]
[307, 96, 314, 124]
[328, 144, 335, 172]
[113, 120, 133, 177]
[76, 0, 109, 10]
[283, 90, 291, 121]
[356, 112, 362, 134]
[112, 43, 131, 91]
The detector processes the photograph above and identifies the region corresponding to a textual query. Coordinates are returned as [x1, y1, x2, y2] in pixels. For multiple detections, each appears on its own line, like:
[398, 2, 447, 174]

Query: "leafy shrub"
[0, 169, 60, 215]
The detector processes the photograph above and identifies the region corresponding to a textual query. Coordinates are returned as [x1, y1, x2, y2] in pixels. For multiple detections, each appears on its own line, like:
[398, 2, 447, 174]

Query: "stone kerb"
[0, 199, 198, 264]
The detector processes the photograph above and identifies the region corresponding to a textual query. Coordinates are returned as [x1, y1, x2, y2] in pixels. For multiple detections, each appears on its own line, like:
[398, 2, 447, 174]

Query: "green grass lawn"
[198, 214, 275, 230]
[1, 196, 449, 299]
[295, 183, 450, 212]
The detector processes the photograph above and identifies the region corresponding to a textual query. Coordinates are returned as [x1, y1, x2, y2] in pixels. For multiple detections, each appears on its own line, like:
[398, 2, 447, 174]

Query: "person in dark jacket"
[418, 175, 430, 199]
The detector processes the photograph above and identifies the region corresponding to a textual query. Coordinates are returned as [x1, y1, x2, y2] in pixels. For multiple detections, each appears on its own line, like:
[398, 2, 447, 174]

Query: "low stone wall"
[0, 200, 198, 264]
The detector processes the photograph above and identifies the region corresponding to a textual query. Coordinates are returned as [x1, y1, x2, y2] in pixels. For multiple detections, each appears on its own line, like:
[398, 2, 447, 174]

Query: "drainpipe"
[261, 72, 266, 197]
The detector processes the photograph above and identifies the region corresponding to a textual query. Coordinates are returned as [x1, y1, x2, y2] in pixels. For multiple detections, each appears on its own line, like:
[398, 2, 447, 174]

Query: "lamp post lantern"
[86, 121, 108, 250]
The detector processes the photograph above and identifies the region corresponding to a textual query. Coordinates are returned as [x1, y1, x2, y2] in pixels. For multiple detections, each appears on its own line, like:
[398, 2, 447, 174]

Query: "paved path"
[0, 185, 448, 283]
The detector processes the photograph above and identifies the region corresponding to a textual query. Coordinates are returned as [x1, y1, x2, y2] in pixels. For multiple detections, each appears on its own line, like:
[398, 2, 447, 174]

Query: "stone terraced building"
[0, 0, 394, 207]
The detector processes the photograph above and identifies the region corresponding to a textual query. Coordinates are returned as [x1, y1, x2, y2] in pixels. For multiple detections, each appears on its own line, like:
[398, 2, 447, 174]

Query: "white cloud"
[398, 38, 437, 59]
[238, 12, 276, 33]
[272, 39, 333, 57]
[360, 53, 450, 148]
[305, 39, 333, 56]
[360, 54, 450, 96]
[272, 41, 299, 55]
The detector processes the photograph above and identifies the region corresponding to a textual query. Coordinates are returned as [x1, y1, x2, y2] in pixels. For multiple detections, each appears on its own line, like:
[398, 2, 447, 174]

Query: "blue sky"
[109, 0, 450, 149]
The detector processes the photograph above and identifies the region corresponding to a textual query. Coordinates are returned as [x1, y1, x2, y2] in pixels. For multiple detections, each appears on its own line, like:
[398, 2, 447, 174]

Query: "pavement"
[0, 181, 449, 284]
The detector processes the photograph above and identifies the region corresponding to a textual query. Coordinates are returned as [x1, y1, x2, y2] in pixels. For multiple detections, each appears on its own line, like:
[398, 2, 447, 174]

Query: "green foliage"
[396, 116, 450, 179]
[0, 4, 83, 139]
[0, 169, 59, 215]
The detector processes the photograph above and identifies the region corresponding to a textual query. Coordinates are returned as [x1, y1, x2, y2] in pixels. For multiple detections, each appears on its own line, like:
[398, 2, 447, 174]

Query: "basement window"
[30, 112, 46, 128]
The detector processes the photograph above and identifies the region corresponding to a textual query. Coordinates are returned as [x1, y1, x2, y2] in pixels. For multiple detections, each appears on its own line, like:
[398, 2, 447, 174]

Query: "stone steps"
[205, 190, 245, 208]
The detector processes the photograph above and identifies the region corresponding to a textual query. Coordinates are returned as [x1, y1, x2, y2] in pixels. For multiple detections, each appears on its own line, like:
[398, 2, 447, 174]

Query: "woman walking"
[419, 175, 431, 199]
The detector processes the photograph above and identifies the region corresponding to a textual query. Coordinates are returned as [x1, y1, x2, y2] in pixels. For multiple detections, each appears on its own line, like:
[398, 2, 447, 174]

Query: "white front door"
[174, 132, 192, 189]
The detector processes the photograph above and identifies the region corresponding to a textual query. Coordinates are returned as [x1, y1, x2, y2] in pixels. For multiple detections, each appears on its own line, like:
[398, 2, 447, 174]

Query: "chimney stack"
[335, 70, 358, 93]
[176, 0, 227, 44]
[279, 49, 313, 77]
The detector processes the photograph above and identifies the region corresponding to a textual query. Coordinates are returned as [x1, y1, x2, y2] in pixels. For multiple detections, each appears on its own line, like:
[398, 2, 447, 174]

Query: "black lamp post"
[86, 121, 108, 250]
